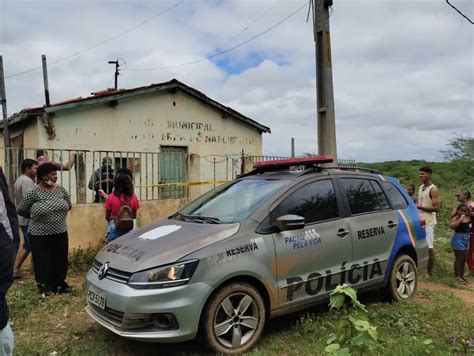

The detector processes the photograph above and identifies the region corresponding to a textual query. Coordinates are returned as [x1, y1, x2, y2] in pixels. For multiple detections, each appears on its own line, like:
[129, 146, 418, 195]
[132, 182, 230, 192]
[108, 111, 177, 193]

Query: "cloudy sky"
[1, 0, 473, 161]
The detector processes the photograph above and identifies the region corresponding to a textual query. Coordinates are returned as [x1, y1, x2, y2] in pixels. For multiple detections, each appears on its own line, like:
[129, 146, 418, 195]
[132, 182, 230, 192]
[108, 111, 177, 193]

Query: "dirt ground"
[418, 281, 474, 304]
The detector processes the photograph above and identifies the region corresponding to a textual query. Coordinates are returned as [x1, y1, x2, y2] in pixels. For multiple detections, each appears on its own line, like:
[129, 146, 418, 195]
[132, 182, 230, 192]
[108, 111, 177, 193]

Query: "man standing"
[88, 157, 114, 203]
[407, 184, 418, 204]
[13, 159, 38, 279]
[417, 167, 441, 277]
[0, 167, 19, 356]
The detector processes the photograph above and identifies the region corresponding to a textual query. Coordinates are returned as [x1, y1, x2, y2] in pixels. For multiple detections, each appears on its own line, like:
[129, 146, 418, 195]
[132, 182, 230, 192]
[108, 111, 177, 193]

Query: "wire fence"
[0, 147, 241, 204]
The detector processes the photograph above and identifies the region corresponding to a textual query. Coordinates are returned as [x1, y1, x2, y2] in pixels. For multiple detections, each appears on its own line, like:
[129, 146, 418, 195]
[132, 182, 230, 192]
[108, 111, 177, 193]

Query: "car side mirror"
[276, 214, 305, 231]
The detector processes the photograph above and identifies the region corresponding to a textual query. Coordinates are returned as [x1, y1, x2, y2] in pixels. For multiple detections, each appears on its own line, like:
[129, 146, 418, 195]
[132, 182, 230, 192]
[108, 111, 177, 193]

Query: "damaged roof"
[3, 79, 271, 133]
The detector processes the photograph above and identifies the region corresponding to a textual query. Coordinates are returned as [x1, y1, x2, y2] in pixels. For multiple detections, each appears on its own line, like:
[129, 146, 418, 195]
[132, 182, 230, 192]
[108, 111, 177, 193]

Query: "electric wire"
[5, 1, 184, 79]
[445, 0, 473, 24]
[227, 0, 282, 42]
[125, 1, 308, 73]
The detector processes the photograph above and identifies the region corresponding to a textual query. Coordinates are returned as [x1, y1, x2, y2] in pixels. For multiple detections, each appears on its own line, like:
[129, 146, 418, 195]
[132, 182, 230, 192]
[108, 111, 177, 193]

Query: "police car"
[85, 156, 428, 353]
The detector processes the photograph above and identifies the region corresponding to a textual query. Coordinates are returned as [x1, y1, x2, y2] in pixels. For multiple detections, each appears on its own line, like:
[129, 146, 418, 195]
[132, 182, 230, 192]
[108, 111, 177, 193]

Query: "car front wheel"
[201, 282, 266, 354]
[385, 254, 418, 301]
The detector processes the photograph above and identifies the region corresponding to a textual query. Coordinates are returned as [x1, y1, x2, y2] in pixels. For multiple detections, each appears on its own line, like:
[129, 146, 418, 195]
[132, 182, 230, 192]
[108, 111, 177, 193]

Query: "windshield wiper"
[186, 215, 220, 224]
[171, 213, 220, 224]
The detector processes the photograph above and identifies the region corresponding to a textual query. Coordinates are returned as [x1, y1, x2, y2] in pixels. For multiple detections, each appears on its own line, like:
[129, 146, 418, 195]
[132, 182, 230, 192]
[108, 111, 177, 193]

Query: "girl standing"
[105, 173, 140, 242]
[449, 203, 472, 284]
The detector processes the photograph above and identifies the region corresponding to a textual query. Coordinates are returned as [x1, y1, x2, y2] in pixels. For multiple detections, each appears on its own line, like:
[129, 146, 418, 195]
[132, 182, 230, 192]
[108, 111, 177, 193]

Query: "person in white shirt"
[417, 166, 441, 277]
[13, 159, 38, 279]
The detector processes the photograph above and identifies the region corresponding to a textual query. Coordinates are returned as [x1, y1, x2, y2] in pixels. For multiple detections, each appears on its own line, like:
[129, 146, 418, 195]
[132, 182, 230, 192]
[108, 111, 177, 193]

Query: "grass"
[252, 291, 474, 356]
[8, 263, 474, 355]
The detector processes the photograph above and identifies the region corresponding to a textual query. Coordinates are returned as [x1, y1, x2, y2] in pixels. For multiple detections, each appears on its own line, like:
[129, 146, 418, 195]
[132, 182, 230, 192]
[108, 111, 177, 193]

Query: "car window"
[381, 181, 408, 209]
[178, 179, 289, 224]
[341, 178, 381, 214]
[270, 179, 339, 225]
[371, 181, 390, 210]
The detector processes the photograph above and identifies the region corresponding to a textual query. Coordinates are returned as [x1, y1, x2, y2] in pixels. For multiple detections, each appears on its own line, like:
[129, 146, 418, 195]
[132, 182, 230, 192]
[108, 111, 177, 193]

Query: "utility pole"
[291, 138, 295, 157]
[0, 55, 13, 190]
[310, 0, 337, 162]
[108, 60, 120, 90]
[0, 56, 10, 148]
[42, 55, 51, 107]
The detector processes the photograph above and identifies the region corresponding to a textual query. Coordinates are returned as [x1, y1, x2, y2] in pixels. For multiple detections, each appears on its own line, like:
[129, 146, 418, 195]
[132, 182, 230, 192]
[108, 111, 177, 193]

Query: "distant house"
[0, 79, 271, 202]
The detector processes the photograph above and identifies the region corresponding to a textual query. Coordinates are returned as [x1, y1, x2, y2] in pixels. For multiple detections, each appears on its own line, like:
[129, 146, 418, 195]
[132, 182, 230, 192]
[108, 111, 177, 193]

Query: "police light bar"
[254, 155, 334, 170]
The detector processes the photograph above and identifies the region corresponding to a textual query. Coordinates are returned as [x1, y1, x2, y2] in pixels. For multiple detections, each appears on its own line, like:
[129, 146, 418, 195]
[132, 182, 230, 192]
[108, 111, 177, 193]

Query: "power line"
[446, 0, 473, 24]
[228, 0, 282, 42]
[5, 1, 184, 79]
[125, 1, 307, 73]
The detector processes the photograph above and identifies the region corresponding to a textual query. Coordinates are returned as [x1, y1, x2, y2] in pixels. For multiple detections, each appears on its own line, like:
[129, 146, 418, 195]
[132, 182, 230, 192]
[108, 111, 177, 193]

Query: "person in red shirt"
[104, 173, 140, 243]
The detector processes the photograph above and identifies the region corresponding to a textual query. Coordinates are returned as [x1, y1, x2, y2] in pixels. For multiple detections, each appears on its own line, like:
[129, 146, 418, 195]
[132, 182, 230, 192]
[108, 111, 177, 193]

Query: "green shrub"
[69, 244, 103, 272]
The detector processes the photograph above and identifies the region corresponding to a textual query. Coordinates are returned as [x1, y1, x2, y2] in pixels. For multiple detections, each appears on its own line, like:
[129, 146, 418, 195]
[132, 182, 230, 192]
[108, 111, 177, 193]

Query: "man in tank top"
[417, 166, 441, 277]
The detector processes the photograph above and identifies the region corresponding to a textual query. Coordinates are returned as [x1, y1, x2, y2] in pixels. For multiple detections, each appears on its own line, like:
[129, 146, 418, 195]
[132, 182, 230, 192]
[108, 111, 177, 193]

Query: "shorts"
[19, 225, 31, 252]
[106, 220, 130, 243]
[425, 225, 435, 249]
[451, 232, 470, 251]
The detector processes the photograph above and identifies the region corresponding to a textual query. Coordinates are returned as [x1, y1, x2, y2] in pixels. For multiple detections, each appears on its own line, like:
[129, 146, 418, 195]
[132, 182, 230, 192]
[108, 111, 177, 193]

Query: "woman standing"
[449, 203, 472, 284]
[105, 173, 139, 243]
[17, 163, 72, 296]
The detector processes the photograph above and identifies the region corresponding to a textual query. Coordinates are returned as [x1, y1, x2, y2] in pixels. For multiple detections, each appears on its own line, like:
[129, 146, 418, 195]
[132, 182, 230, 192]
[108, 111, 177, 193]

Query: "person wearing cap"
[17, 163, 72, 296]
[88, 157, 114, 203]
[417, 166, 441, 277]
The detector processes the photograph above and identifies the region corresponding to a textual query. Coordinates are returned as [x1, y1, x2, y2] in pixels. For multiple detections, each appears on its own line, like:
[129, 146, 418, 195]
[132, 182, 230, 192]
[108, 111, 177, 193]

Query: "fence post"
[75, 152, 86, 204]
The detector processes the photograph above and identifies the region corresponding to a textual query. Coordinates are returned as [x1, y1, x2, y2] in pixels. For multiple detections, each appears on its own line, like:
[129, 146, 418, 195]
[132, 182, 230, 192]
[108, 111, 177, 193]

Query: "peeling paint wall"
[34, 90, 263, 198]
[40, 91, 262, 156]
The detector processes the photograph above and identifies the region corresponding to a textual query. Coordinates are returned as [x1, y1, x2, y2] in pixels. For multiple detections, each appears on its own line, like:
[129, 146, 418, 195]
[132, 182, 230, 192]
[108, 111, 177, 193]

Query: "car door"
[268, 178, 352, 308]
[338, 177, 397, 289]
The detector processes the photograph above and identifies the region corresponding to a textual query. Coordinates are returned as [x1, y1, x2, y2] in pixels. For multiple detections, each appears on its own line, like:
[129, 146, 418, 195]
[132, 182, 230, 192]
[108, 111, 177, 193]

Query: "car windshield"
[173, 179, 289, 224]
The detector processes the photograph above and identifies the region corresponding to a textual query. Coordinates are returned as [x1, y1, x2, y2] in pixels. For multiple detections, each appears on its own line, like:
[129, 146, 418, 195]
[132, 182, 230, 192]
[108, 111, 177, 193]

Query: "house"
[1, 79, 270, 199]
[0, 79, 271, 249]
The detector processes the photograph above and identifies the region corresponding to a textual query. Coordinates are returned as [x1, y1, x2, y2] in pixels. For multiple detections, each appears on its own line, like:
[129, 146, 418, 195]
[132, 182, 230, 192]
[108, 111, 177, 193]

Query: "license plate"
[87, 285, 106, 309]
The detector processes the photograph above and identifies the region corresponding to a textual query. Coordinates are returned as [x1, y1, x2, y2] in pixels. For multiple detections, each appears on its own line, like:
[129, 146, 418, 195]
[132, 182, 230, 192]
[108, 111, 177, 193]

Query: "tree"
[441, 135, 474, 186]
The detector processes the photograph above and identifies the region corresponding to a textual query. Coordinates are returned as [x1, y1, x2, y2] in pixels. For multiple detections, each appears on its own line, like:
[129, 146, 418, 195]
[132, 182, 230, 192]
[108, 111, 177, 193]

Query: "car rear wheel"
[384, 254, 418, 301]
[201, 282, 266, 354]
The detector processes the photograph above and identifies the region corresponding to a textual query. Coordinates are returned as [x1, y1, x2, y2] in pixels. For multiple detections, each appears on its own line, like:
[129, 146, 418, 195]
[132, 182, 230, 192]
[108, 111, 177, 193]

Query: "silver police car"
[86, 156, 428, 353]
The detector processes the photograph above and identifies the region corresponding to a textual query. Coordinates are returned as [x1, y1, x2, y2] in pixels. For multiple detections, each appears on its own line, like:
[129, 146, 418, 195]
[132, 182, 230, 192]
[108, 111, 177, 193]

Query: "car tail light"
[419, 213, 426, 228]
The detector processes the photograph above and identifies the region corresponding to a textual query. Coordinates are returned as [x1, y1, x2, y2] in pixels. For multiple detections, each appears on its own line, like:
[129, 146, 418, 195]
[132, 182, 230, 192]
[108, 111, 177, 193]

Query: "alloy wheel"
[213, 292, 259, 348]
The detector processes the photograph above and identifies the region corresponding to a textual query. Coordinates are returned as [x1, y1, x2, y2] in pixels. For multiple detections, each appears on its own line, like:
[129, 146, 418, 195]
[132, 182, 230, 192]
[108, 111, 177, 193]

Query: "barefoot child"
[449, 203, 472, 284]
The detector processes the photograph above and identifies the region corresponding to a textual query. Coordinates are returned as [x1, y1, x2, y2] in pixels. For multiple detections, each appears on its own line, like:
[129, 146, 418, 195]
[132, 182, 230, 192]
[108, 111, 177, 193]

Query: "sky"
[0, 0, 473, 162]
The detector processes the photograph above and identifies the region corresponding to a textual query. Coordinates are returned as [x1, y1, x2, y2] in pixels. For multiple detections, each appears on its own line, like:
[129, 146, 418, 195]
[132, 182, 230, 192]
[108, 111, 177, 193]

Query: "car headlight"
[128, 260, 199, 289]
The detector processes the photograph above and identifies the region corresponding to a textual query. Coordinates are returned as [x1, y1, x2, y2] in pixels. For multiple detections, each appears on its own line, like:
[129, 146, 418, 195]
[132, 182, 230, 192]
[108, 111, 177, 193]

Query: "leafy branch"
[325, 284, 378, 356]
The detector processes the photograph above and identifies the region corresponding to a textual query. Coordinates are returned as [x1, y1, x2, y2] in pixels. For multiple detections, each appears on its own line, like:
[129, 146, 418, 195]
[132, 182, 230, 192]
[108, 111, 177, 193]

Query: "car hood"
[95, 219, 240, 272]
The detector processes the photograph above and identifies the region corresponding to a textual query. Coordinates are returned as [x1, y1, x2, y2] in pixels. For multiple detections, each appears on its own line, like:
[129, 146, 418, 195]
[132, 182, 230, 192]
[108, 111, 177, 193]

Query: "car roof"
[239, 167, 387, 182]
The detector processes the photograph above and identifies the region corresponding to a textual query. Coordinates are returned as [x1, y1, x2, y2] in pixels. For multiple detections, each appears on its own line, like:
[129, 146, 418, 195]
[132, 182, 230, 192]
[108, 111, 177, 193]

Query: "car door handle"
[387, 221, 398, 229]
[337, 228, 349, 238]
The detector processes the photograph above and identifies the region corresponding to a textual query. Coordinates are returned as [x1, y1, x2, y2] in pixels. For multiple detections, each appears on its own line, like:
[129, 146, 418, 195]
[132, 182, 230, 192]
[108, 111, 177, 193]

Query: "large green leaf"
[329, 294, 345, 310]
